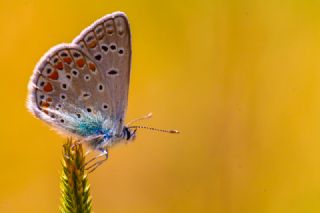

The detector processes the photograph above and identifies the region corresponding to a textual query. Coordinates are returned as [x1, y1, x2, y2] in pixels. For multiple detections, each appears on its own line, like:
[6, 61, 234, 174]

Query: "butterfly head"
[123, 113, 179, 141]
[123, 126, 136, 141]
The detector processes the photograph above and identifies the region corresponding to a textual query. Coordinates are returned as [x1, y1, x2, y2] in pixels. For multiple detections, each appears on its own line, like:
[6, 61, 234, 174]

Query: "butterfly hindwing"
[27, 44, 113, 136]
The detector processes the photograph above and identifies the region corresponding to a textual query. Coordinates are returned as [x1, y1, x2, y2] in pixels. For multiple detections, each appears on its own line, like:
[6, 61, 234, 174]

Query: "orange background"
[1, 0, 320, 212]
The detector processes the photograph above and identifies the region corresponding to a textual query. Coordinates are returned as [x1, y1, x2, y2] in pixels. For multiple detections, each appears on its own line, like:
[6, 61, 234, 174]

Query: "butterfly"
[27, 11, 178, 169]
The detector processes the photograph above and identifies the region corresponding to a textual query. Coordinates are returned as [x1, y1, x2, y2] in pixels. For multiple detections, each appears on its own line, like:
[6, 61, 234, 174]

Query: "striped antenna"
[128, 125, 179, 134]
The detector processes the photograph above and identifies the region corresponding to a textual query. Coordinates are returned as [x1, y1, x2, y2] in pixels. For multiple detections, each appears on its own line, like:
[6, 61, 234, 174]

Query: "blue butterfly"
[27, 12, 178, 170]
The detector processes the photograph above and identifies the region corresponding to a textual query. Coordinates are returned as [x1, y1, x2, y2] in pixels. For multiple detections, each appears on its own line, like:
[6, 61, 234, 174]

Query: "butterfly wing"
[27, 44, 112, 136]
[73, 12, 131, 132]
[27, 12, 131, 137]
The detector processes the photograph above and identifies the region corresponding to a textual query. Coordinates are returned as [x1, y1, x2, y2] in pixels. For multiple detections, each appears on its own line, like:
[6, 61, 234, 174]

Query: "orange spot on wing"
[96, 34, 104, 40]
[76, 59, 85, 68]
[63, 57, 72, 64]
[88, 41, 97, 48]
[47, 97, 52, 102]
[48, 70, 59, 80]
[55, 62, 63, 70]
[43, 82, 53, 92]
[88, 63, 96, 72]
[40, 101, 50, 109]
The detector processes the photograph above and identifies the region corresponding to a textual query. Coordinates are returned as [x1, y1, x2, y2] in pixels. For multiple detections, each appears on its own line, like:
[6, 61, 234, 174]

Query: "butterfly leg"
[86, 158, 108, 173]
[84, 148, 108, 173]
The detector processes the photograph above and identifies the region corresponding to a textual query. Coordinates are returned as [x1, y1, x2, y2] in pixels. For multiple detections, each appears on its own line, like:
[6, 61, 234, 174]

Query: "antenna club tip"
[170, 130, 180, 134]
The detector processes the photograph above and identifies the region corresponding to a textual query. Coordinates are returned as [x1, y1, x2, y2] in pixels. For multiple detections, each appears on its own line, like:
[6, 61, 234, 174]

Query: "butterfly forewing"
[73, 12, 131, 131]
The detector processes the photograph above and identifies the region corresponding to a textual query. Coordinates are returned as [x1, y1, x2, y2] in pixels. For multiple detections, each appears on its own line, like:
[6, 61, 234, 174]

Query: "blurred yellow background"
[1, 0, 320, 212]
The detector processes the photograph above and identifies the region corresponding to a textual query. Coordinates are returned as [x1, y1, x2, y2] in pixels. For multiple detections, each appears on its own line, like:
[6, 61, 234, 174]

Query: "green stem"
[60, 138, 92, 213]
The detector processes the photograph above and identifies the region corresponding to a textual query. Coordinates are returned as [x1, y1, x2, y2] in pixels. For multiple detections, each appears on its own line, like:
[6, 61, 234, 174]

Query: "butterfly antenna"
[126, 112, 153, 126]
[128, 125, 179, 134]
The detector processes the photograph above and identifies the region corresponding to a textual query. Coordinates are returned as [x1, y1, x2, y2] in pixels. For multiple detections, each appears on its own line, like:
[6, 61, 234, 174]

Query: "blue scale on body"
[76, 119, 113, 140]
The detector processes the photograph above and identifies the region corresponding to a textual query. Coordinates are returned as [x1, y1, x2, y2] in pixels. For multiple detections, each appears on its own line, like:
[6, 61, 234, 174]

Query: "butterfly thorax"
[73, 114, 135, 149]
[84, 126, 135, 149]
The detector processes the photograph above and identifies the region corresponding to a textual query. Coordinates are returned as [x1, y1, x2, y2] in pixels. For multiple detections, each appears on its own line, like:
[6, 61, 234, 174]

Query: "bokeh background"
[1, 0, 320, 212]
